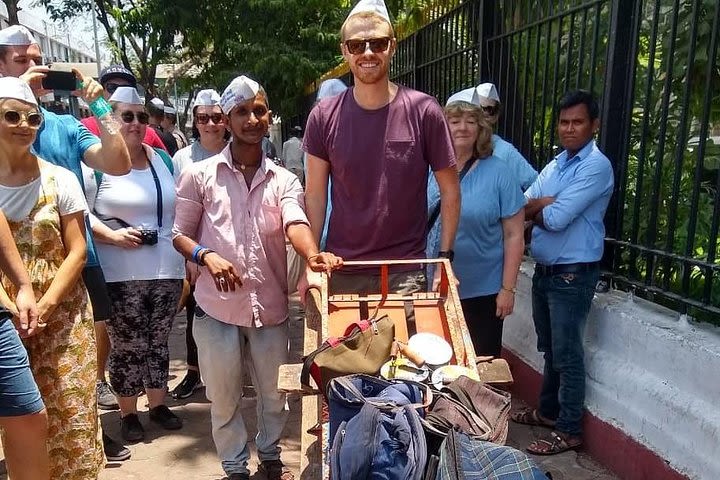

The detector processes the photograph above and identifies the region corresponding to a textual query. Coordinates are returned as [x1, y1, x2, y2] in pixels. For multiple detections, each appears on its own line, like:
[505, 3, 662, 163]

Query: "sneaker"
[102, 432, 131, 462]
[258, 459, 295, 480]
[120, 413, 145, 443]
[96, 380, 119, 410]
[171, 370, 202, 399]
[149, 405, 183, 430]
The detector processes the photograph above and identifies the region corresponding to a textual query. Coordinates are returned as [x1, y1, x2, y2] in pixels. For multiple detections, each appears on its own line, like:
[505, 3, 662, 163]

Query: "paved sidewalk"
[1, 294, 618, 480]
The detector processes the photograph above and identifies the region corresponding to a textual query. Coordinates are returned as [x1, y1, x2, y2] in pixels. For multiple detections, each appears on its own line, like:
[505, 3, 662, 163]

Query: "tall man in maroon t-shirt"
[303, 0, 460, 294]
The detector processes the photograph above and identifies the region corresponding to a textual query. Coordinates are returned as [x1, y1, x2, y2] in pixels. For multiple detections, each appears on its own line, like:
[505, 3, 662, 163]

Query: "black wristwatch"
[438, 250, 455, 262]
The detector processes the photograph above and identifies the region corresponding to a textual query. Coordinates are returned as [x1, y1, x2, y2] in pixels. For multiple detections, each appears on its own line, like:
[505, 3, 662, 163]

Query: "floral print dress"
[0, 162, 103, 479]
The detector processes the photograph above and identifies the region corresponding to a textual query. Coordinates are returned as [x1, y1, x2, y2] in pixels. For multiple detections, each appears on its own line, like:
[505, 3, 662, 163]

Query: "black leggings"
[185, 287, 199, 368]
[460, 294, 504, 357]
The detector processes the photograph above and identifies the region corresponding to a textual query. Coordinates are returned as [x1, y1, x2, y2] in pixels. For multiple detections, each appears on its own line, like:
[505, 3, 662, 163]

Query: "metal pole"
[91, 5, 102, 75]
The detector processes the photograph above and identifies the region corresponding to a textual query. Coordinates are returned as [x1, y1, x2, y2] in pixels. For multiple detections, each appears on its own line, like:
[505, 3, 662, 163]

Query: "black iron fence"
[296, 0, 720, 323]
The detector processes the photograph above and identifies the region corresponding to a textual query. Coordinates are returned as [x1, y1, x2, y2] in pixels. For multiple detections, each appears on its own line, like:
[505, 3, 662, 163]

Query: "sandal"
[511, 408, 556, 428]
[527, 431, 582, 455]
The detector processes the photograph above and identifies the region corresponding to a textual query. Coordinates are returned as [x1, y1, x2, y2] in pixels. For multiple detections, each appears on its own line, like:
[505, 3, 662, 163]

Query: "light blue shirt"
[32, 108, 102, 267]
[525, 140, 614, 265]
[427, 155, 526, 298]
[492, 134, 538, 190]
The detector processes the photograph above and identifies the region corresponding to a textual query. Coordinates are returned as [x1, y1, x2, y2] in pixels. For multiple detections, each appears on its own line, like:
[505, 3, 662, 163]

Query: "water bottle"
[89, 97, 119, 135]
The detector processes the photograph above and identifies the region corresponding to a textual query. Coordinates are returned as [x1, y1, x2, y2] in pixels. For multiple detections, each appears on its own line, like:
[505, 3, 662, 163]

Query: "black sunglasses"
[195, 113, 224, 125]
[2, 110, 44, 128]
[481, 105, 500, 116]
[119, 110, 150, 124]
[344, 37, 391, 55]
[104, 82, 133, 94]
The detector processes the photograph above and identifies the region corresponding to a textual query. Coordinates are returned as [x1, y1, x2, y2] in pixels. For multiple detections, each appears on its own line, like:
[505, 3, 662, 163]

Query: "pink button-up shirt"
[173, 145, 308, 327]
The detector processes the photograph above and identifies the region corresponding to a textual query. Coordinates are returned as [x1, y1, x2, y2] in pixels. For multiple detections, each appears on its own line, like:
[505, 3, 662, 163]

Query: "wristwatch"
[501, 285, 517, 294]
[438, 250, 455, 262]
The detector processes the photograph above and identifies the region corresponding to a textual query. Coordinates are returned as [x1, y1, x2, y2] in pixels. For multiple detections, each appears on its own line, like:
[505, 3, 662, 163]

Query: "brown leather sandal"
[527, 431, 583, 455]
[511, 408, 556, 428]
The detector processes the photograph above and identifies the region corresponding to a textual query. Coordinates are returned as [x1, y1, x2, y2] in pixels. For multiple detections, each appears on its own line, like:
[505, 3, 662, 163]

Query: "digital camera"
[137, 228, 158, 246]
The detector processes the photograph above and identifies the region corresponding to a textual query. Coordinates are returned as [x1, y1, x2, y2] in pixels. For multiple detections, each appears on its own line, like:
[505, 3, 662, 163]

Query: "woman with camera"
[0, 77, 103, 478]
[85, 86, 185, 443]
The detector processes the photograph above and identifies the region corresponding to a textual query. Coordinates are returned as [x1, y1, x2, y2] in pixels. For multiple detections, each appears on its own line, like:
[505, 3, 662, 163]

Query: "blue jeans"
[193, 308, 289, 476]
[0, 316, 44, 417]
[531, 266, 599, 436]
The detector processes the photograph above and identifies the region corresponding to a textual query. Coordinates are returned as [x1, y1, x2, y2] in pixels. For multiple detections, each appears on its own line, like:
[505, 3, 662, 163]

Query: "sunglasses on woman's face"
[481, 105, 499, 117]
[119, 110, 150, 124]
[2, 109, 44, 128]
[344, 37, 391, 55]
[195, 113, 224, 125]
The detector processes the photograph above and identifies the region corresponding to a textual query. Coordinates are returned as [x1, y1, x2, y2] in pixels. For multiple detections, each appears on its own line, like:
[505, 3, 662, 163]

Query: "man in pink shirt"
[81, 64, 169, 153]
[172, 75, 341, 480]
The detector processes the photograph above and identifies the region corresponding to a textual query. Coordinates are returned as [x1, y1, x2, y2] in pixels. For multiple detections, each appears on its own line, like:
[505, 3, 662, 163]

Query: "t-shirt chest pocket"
[386, 140, 416, 166]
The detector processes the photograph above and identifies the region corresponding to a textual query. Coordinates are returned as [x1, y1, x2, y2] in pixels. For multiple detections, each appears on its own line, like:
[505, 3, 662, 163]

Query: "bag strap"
[427, 157, 479, 231]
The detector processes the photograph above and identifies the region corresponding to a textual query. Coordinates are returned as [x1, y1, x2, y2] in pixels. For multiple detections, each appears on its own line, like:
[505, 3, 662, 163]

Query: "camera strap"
[147, 158, 163, 228]
[92, 152, 165, 230]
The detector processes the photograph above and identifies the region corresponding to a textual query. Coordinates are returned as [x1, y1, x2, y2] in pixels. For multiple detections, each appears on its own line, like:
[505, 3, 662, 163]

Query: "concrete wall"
[503, 261, 720, 480]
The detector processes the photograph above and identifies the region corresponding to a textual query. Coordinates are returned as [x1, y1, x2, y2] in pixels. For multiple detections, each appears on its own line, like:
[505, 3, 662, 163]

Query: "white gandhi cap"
[446, 87, 480, 107]
[0, 25, 38, 46]
[347, 0, 391, 24]
[220, 75, 261, 115]
[317, 79, 348, 101]
[193, 89, 221, 109]
[109, 86, 143, 105]
[475, 83, 501, 103]
[0, 77, 38, 105]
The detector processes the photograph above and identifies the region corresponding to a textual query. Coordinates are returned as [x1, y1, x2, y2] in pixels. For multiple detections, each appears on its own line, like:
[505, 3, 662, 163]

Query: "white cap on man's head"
[193, 89, 221, 108]
[347, 0, 391, 24]
[164, 105, 176, 115]
[475, 83, 500, 103]
[317, 79, 348, 101]
[446, 87, 480, 107]
[149, 97, 165, 109]
[220, 75, 261, 114]
[0, 77, 37, 105]
[109, 86, 143, 105]
[0, 25, 38, 46]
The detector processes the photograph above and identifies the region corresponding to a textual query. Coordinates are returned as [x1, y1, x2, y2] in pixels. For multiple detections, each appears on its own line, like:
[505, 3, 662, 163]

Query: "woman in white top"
[0, 77, 102, 478]
[169, 88, 227, 400]
[86, 86, 185, 443]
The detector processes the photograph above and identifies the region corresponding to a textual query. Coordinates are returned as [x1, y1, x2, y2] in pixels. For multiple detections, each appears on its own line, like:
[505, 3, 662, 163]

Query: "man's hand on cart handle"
[307, 252, 344, 276]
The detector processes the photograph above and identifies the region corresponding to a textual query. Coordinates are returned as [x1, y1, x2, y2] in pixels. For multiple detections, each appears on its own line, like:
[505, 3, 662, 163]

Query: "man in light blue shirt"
[513, 90, 614, 455]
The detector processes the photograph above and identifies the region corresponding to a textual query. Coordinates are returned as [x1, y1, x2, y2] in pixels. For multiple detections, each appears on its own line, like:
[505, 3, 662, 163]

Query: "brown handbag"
[300, 315, 395, 396]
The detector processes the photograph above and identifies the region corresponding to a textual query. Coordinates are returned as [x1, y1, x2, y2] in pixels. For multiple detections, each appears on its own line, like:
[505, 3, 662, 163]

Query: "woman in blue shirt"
[427, 93, 526, 357]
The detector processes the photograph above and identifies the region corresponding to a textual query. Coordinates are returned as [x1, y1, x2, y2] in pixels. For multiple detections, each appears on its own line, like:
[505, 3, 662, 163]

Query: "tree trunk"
[4, 0, 21, 25]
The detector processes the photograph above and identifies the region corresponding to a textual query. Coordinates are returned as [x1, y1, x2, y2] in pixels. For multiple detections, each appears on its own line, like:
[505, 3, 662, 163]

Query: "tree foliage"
[37, 0, 180, 97]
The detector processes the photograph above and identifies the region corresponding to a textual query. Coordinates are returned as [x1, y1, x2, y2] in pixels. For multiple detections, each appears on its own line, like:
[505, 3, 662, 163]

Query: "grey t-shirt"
[172, 141, 222, 173]
[303, 86, 456, 265]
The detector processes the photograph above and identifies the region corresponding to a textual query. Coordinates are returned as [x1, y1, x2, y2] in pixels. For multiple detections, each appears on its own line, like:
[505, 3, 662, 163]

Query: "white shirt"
[0, 161, 87, 221]
[86, 146, 184, 282]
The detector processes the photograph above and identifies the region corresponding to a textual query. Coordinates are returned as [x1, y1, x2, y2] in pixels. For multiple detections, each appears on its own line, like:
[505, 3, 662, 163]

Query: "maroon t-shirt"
[304, 86, 455, 265]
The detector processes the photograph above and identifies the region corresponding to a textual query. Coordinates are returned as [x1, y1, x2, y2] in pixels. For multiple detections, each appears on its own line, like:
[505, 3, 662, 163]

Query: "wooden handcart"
[278, 259, 513, 479]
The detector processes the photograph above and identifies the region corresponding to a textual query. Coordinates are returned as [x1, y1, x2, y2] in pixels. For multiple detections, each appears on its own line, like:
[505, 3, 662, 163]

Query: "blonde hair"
[444, 101, 493, 159]
[341, 12, 394, 42]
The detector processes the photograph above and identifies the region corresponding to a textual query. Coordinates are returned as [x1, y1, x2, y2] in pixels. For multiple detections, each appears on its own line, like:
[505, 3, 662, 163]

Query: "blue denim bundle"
[328, 374, 428, 480]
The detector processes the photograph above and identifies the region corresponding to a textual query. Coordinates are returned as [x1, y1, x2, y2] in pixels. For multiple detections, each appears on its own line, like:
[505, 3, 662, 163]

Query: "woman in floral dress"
[0, 78, 103, 478]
